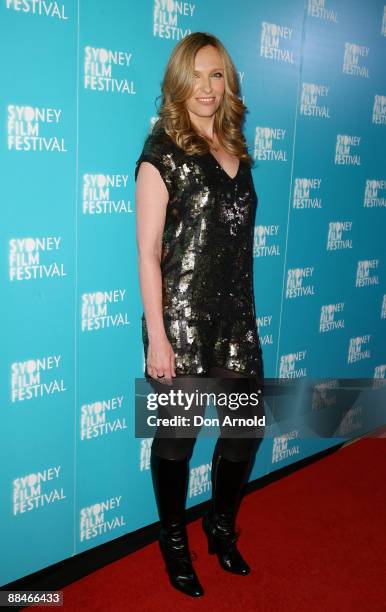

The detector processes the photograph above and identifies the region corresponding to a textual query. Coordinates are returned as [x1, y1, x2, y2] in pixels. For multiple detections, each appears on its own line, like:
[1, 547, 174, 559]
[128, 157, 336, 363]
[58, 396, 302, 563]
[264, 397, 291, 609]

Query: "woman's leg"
[203, 365, 265, 574]
[148, 375, 207, 597]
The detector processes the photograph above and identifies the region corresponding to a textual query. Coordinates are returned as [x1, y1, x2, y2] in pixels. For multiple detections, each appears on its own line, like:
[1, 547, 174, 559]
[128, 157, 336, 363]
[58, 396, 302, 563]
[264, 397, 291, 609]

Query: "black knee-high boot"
[150, 449, 204, 597]
[202, 438, 255, 575]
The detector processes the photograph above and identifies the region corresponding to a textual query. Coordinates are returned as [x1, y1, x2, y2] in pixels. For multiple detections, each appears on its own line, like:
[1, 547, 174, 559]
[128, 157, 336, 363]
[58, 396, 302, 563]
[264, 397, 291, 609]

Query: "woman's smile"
[196, 97, 216, 105]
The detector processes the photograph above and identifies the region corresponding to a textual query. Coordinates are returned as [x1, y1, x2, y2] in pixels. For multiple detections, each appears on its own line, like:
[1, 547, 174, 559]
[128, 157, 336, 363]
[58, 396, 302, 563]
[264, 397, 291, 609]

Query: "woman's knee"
[151, 436, 196, 461]
[217, 436, 261, 462]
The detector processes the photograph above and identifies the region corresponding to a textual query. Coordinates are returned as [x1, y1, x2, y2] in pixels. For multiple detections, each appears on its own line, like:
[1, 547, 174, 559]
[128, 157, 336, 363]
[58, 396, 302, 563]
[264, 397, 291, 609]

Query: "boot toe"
[170, 574, 204, 597]
[220, 549, 250, 575]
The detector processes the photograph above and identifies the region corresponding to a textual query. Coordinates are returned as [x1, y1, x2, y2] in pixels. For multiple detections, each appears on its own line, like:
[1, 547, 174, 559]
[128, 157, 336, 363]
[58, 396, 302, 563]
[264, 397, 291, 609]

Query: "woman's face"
[184, 45, 225, 124]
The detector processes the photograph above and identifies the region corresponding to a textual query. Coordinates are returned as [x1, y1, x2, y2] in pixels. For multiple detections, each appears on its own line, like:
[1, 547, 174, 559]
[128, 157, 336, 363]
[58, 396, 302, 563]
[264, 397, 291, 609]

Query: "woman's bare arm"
[135, 161, 176, 382]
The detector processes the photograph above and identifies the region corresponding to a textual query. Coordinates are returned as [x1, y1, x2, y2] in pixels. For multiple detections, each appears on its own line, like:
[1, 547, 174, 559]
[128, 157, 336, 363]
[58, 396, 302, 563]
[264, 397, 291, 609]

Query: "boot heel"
[207, 538, 215, 555]
[202, 515, 216, 554]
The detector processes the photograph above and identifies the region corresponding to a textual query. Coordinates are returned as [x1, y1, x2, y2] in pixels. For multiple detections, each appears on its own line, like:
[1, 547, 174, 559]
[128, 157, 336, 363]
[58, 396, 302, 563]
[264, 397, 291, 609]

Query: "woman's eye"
[193, 73, 223, 78]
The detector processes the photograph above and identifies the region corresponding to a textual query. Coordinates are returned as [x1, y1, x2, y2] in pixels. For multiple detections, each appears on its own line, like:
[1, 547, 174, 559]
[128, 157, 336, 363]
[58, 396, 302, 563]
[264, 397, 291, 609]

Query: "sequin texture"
[135, 126, 263, 376]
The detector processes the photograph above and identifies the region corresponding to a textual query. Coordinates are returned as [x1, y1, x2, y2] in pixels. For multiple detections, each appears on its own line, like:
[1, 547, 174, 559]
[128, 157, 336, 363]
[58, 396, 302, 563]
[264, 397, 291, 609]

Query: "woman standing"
[135, 32, 264, 598]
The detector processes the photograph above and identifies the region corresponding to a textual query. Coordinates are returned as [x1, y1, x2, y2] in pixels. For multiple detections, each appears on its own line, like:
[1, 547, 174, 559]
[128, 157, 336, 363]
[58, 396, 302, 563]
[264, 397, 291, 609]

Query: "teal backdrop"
[1, 0, 385, 585]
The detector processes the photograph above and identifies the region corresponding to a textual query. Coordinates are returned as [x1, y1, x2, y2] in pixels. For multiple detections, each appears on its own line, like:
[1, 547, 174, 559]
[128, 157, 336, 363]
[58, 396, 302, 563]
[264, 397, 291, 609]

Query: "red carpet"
[37, 436, 386, 611]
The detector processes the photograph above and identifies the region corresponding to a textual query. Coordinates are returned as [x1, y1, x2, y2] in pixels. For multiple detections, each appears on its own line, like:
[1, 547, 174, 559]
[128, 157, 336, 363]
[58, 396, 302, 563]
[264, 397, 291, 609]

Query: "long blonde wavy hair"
[153, 32, 252, 165]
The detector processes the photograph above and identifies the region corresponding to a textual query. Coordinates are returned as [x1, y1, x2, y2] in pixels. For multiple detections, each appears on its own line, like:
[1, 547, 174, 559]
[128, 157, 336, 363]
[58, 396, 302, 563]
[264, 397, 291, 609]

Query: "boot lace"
[161, 526, 198, 569]
[212, 512, 241, 548]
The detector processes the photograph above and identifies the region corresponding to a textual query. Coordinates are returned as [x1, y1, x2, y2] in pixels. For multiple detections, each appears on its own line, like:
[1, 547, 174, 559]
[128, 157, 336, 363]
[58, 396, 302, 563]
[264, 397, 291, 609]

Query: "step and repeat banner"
[1, 0, 385, 586]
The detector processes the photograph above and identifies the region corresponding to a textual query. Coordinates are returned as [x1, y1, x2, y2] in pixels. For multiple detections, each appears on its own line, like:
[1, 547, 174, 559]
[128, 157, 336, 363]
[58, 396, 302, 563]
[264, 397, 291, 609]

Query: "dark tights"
[151, 365, 264, 463]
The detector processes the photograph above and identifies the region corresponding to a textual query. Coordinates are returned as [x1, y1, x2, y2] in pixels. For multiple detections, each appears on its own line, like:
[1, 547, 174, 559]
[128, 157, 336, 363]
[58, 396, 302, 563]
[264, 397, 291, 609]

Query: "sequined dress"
[135, 126, 262, 377]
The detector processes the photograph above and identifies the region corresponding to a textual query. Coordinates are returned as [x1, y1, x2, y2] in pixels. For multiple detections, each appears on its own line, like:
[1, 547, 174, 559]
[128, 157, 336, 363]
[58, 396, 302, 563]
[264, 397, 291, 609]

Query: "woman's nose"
[199, 77, 212, 93]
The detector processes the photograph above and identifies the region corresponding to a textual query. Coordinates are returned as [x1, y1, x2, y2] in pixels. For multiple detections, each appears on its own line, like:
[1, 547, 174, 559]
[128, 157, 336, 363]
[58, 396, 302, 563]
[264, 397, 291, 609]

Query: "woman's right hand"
[146, 334, 176, 384]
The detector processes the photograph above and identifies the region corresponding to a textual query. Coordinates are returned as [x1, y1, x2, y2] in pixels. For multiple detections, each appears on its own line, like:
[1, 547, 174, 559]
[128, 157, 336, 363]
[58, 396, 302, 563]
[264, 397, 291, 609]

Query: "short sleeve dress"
[135, 125, 263, 378]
